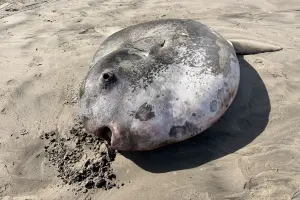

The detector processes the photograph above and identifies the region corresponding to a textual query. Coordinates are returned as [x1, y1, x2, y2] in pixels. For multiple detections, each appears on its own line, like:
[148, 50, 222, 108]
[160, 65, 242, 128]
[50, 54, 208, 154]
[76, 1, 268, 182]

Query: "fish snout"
[85, 121, 122, 149]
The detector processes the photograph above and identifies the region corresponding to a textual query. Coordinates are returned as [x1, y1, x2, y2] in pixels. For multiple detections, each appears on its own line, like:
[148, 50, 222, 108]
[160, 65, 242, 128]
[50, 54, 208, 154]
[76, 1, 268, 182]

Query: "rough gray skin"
[79, 19, 240, 151]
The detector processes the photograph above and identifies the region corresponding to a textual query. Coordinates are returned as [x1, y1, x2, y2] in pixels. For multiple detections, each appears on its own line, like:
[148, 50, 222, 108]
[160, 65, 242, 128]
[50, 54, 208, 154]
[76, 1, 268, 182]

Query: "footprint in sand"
[28, 56, 43, 68]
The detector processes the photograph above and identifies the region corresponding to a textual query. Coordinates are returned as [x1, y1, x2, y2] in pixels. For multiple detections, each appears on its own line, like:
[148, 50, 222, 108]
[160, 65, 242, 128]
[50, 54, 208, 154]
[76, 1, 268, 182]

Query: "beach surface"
[0, 0, 300, 199]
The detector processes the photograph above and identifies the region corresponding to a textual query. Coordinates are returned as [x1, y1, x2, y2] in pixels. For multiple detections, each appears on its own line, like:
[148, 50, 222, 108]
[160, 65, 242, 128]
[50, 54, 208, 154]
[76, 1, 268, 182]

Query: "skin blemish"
[135, 103, 155, 121]
[210, 100, 218, 112]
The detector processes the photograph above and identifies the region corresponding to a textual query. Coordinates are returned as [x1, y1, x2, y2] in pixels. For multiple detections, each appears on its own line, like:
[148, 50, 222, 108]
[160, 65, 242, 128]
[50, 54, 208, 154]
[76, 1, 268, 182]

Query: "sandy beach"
[0, 0, 300, 199]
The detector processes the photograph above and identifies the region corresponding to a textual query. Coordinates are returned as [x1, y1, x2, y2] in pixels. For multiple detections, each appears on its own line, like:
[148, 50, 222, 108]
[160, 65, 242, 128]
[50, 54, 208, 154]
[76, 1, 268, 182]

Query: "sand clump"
[40, 119, 123, 193]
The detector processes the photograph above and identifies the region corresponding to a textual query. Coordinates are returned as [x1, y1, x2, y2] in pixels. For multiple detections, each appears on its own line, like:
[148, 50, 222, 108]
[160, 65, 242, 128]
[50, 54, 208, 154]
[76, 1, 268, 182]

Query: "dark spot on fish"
[156, 95, 160, 98]
[169, 126, 182, 138]
[135, 103, 155, 121]
[217, 88, 224, 99]
[168, 121, 198, 138]
[192, 113, 196, 116]
[210, 100, 217, 112]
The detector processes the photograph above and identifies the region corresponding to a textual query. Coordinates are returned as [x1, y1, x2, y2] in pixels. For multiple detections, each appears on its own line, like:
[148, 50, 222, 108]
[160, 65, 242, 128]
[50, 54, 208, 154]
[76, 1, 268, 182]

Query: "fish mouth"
[94, 126, 113, 145]
[81, 116, 113, 145]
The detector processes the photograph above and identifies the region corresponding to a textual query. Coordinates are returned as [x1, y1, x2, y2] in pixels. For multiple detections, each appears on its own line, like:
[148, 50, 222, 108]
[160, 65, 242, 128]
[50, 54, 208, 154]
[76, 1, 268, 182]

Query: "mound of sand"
[41, 119, 121, 192]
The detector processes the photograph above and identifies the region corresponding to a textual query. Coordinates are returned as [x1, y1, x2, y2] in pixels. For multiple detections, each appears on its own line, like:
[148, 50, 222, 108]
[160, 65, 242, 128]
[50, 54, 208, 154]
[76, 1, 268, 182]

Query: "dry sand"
[1, 0, 300, 199]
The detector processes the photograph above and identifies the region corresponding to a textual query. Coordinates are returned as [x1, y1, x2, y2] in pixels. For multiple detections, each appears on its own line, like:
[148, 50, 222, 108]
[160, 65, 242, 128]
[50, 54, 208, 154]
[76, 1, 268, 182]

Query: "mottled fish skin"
[79, 19, 240, 151]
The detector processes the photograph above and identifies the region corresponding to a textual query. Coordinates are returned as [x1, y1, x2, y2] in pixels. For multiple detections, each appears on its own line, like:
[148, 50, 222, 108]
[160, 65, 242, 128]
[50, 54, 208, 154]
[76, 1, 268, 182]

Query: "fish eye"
[103, 73, 110, 80]
[101, 71, 116, 86]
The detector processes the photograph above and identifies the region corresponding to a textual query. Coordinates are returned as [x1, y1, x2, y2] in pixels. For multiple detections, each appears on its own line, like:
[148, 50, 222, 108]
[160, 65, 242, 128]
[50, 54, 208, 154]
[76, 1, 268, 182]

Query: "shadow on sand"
[121, 56, 270, 173]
